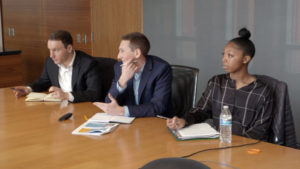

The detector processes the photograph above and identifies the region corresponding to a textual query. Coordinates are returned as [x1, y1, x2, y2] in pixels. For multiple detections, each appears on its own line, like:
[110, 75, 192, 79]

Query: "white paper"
[89, 113, 135, 124]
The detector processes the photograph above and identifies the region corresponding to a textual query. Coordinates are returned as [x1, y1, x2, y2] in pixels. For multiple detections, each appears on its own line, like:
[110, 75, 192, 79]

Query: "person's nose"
[117, 52, 122, 60]
[222, 55, 227, 64]
[50, 51, 55, 58]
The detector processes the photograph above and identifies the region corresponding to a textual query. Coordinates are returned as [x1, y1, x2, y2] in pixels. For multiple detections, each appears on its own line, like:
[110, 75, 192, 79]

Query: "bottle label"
[220, 119, 232, 125]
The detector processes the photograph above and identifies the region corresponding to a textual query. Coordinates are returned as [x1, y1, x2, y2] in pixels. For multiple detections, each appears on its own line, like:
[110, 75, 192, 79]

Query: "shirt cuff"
[124, 106, 130, 117]
[27, 86, 32, 92]
[116, 82, 126, 93]
[68, 92, 74, 102]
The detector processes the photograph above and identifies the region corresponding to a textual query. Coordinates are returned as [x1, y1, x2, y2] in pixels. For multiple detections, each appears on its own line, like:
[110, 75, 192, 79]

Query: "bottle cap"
[223, 105, 229, 109]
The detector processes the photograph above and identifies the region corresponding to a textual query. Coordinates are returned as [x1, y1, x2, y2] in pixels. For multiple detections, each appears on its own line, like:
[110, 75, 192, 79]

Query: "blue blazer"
[106, 55, 173, 117]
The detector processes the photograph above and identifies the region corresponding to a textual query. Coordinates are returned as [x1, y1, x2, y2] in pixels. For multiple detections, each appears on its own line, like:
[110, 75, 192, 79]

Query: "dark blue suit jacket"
[105, 55, 173, 117]
[29, 50, 103, 102]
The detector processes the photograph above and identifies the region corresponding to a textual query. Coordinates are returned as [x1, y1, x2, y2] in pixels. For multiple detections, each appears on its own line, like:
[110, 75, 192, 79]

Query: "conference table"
[0, 88, 299, 169]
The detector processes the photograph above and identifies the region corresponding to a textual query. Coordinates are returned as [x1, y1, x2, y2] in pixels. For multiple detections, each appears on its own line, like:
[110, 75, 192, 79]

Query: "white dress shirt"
[57, 51, 76, 102]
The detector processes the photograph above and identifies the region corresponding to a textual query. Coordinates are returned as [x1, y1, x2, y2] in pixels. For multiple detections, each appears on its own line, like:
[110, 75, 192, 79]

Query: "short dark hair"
[48, 30, 73, 48]
[121, 32, 150, 56]
[229, 28, 255, 58]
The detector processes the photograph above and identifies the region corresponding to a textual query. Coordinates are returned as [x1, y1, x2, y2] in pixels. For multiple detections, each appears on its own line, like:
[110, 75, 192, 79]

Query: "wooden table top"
[0, 88, 299, 169]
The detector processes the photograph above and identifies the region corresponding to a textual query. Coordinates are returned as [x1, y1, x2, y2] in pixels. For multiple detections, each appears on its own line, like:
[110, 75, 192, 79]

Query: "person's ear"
[243, 55, 251, 64]
[134, 48, 142, 59]
[66, 44, 73, 53]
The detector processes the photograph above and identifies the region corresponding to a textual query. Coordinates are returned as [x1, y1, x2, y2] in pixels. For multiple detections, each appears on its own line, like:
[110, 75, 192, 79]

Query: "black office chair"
[140, 157, 210, 169]
[256, 75, 297, 148]
[94, 57, 117, 98]
[171, 65, 199, 117]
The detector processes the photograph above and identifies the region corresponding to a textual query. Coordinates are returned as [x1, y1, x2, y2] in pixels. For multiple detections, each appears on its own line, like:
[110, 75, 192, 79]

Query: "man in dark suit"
[13, 30, 103, 102]
[93, 32, 173, 117]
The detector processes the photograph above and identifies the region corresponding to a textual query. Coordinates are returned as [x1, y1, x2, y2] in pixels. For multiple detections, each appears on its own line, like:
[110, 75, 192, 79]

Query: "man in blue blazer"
[13, 30, 103, 102]
[94, 32, 173, 117]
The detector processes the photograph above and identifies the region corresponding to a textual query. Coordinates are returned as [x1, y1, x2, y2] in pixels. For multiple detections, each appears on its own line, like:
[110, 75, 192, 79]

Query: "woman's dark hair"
[229, 28, 255, 58]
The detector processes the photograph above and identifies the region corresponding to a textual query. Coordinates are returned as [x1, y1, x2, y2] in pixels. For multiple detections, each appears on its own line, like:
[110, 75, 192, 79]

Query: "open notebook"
[25, 92, 62, 102]
[169, 123, 219, 140]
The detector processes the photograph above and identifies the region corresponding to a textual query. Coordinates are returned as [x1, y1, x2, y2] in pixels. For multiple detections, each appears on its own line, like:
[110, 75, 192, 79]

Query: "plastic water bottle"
[220, 105, 232, 143]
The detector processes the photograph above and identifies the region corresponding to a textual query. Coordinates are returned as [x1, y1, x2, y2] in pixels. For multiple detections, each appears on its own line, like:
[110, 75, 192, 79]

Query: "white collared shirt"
[57, 51, 76, 101]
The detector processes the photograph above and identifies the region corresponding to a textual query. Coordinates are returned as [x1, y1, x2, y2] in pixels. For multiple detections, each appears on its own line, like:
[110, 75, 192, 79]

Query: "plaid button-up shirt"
[184, 74, 273, 140]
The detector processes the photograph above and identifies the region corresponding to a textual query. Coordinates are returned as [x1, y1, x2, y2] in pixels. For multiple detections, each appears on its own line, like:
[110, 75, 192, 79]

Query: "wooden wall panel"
[91, 0, 143, 58]
[0, 54, 23, 87]
[43, 0, 91, 55]
[2, 0, 46, 84]
[2, 0, 143, 85]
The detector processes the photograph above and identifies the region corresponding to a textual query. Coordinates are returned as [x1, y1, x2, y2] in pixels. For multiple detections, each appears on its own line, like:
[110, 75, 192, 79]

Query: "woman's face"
[222, 42, 248, 73]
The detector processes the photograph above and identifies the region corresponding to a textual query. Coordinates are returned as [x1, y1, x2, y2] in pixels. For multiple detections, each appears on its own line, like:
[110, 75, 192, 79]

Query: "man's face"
[47, 40, 71, 65]
[117, 40, 136, 64]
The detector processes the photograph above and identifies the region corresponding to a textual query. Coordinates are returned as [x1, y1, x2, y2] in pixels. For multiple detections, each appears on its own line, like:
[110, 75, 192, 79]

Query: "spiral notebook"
[169, 123, 219, 140]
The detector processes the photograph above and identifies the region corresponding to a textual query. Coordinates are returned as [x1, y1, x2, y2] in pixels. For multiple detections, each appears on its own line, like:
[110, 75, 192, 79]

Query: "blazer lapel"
[53, 64, 60, 87]
[71, 55, 80, 89]
[138, 56, 153, 103]
[127, 78, 136, 104]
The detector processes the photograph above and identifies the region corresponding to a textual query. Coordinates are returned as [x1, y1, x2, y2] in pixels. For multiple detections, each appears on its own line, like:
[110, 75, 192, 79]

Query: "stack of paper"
[170, 123, 219, 140]
[89, 113, 135, 124]
[72, 121, 119, 136]
[72, 113, 135, 136]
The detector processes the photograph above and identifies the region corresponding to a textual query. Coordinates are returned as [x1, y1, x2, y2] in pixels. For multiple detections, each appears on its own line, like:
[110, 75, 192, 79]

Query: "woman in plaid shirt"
[167, 28, 273, 140]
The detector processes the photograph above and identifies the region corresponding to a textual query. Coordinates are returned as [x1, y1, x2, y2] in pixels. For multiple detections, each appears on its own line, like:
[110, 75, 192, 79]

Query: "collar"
[225, 73, 260, 88]
[134, 63, 145, 80]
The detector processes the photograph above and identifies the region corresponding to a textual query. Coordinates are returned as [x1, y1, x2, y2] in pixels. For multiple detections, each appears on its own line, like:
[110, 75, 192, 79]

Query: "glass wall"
[144, 0, 300, 143]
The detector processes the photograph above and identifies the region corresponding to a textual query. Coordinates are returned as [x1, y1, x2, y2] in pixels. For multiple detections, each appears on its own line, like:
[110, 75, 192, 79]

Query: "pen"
[10, 87, 25, 93]
[84, 114, 89, 121]
[120, 60, 137, 67]
[156, 115, 168, 120]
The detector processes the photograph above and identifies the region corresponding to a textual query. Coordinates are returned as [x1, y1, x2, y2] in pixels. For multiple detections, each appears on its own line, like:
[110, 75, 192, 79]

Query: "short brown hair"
[48, 30, 73, 48]
[121, 32, 150, 56]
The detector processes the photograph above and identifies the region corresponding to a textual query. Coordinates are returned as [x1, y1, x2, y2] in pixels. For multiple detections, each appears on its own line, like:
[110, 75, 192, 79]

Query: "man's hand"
[48, 86, 69, 100]
[118, 59, 138, 88]
[166, 116, 186, 130]
[93, 93, 124, 116]
[12, 86, 31, 98]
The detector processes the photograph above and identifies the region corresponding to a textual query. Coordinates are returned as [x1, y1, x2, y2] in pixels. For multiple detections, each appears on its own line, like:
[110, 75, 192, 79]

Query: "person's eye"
[228, 54, 233, 58]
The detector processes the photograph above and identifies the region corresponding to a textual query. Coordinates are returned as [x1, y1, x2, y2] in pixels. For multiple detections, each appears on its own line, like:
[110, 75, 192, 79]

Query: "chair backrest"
[171, 65, 199, 117]
[94, 57, 117, 97]
[256, 75, 297, 148]
[140, 157, 210, 169]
